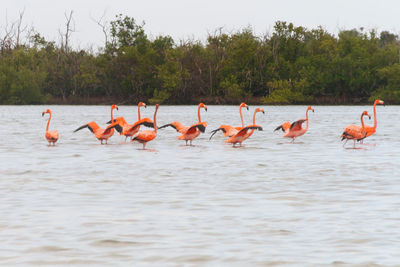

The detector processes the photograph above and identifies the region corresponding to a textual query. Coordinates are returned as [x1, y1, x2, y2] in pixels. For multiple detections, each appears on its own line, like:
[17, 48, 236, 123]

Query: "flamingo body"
[341, 111, 371, 148]
[275, 106, 314, 142]
[225, 108, 264, 146]
[178, 122, 207, 142]
[74, 105, 118, 144]
[132, 130, 157, 144]
[45, 131, 59, 143]
[212, 125, 241, 137]
[209, 103, 249, 139]
[159, 103, 207, 146]
[225, 124, 263, 146]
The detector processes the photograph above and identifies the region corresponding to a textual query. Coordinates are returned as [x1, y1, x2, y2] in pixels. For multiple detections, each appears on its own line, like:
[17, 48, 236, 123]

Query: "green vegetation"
[1, 15, 400, 104]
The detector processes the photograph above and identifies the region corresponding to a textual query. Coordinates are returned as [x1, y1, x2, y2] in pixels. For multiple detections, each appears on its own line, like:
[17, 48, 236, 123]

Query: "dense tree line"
[1, 13, 400, 105]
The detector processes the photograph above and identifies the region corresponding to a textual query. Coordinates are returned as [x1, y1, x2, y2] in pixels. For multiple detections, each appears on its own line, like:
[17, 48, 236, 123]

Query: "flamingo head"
[362, 111, 371, 120]
[240, 102, 249, 110]
[139, 102, 147, 108]
[375, 99, 384, 105]
[111, 104, 119, 111]
[307, 106, 314, 112]
[255, 108, 265, 114]
[199, 102, 207, 112]
[42, 109, 51, 116]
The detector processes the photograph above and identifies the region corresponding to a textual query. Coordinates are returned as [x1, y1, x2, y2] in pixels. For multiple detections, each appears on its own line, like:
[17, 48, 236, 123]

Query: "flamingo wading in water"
[42, 109, 59, 145]
[225, 108, 264, 147]
[341, 111, 371, 148]
[209, 102, 249, 140]
[74, 105, 118, 144]
[130, 104, 159, 149]
[107, 102, 154, 141]
[362, 99, 384, 141]
[159, 103, 207, 146]
[274, 106, 314, 142]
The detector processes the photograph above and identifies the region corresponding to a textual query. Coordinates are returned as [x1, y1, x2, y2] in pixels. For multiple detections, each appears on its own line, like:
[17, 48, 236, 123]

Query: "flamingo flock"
[42, 99, 385, 149]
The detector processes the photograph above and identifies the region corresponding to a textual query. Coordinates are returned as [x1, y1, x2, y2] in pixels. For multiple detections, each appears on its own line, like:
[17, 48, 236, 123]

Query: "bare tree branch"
[15, 8, 28, 47]
[90, 9, 109, 49]
[60, 10, 75, 52]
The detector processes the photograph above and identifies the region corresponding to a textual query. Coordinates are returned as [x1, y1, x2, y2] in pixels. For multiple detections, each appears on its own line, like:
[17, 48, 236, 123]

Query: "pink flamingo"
[159, 103, 207, 146]
[209, 102, 249, 139]
[341, 111, 371, 148]
[131, 104, 159, 149]
[74, 105, 118, 144]
[225, 108, 264, 147]
[363, 99, 384, 140]
[274, 106, 314, 142]
[42, 109, 59, 145]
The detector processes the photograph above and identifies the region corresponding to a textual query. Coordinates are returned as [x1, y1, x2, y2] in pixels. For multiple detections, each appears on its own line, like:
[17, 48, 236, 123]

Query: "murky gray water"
[1, 105, 399, 266]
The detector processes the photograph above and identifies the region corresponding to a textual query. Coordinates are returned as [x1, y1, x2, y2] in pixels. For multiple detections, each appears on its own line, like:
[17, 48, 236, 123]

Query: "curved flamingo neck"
[138, 105, 142, 120]
[154, 106, 159, 133]
[305, 109, 310, 130]
[372, 102, 378, 129]
[198, 105, 202, 123]
[361, 113, 366, 129]
[111, 107, 115, 121]
[249, 110, 259, 135]
[239, 106, 245, 127]
[46, 112, 52, 131]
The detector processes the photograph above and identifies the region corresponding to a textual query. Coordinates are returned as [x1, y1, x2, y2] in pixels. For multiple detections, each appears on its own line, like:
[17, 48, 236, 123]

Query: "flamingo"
[42, 109, 59, 145]
[107, 102, 154, 141]
[363, 99, 384, 139]
[341, 111, 371, 148]
[225, 108, 264, 147]
[74, 104, 118, 144]
[274, 106, 314, 142]
[131, 104, 159, 149]
[158, 103, 207, 146]
[209, 102, 249, 140]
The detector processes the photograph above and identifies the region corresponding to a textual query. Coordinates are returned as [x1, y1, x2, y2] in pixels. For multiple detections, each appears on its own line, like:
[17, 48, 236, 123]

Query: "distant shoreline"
[4, 96, 389, 105]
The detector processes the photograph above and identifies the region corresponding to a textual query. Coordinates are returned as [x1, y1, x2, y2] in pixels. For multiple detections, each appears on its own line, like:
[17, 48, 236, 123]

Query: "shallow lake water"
[0, 104, 399, 266]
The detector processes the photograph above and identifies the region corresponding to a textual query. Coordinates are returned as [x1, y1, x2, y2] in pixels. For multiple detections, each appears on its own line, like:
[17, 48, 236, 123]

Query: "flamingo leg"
[343, 139, 348, 147]
[190, 140, 193, 146]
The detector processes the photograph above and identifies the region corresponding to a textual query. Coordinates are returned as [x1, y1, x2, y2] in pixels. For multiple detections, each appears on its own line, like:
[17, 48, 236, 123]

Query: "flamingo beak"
[42, 112, 45, 117]
[205, 107, 208, 112]
[246, 106, 249, 111]
[368, 115, 371, 120]
[312, 108, 315, 112]
[262, 110, 265, 114]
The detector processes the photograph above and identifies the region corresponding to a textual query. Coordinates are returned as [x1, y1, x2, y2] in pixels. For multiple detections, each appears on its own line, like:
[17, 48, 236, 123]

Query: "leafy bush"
[149, 89, 170, 104]
[262, 79, 312, 104]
